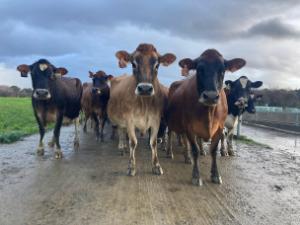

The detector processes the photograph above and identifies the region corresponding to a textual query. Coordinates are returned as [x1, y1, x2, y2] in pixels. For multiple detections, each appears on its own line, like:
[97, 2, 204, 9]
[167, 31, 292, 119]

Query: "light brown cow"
[167, 49, 246, 186]
[107, 43, 176, 176]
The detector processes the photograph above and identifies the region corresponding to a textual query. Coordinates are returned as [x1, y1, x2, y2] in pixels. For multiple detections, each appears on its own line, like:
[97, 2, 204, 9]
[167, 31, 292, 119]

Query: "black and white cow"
[221, 76, 263, 156]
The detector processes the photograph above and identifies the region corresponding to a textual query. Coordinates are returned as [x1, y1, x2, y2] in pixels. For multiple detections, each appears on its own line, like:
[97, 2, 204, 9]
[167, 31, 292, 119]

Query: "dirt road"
[0, 125, 299, 225]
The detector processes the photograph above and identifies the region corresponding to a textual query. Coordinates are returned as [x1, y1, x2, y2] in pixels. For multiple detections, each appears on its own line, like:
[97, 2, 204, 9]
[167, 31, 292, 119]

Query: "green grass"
[0, 97, 48, 144]
[234, 135, 273, 149]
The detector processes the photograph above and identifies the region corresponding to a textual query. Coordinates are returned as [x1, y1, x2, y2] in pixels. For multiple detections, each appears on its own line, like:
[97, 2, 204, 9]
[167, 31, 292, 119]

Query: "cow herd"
[16, 43, 263, 186]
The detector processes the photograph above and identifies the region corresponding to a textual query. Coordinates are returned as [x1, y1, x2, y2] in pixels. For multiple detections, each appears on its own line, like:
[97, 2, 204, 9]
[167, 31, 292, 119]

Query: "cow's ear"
[17, 64, 30, 77]
[178, 58, 194, 76]
[89, 71, 94, 78]
[251, 81, 263, 88]
[106, 74, 114, 80]
[116, 51, 131, 68]
[225, 58, 246, 72]
[255, 94, 263, 101]
[55, 67, 68, 76]
[225, 80, 233, 88]
[159, 53, 176, 66]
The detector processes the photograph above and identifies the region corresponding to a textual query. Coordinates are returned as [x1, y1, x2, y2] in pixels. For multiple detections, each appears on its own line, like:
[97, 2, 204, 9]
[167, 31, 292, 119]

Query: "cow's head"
[16, 59, 68, 100]
[225, 76, 263, 112]
[116, 43, 176, 96]
[246, 93, 263, 114]
[88, 70, 113, 95]
[179, 49, 246, 106]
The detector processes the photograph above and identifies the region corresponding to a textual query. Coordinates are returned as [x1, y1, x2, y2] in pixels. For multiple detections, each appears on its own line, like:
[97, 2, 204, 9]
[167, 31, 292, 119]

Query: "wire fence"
[242, 106, 300, 133]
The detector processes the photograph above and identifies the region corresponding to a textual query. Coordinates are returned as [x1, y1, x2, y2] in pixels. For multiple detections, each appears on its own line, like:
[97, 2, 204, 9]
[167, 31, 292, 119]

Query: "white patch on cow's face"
[239, 77, 248, 88]
[39, 64, 48, 71]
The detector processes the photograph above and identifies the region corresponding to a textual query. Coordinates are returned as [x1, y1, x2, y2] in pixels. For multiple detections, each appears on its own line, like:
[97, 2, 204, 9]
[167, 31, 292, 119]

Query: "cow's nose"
[203, 91, 219, 101]
[136, 83, 154, 96]
[138, 85, 153, 93]
[36, 89, 49, 96]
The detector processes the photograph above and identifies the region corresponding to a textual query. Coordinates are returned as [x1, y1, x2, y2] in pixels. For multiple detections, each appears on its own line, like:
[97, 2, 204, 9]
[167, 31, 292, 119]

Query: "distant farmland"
[0, 97, 38, 143]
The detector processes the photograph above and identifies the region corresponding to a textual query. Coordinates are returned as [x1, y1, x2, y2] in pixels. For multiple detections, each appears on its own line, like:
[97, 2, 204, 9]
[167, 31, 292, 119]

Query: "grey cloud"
[245, 18, 300, 39]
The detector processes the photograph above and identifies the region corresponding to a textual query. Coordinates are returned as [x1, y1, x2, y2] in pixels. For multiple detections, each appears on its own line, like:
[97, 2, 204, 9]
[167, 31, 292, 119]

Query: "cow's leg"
[197, 137, 206, 156]
[220, 131, 228, 156]
[111, 125, 117, 140]
[83, 114, 88, 133]
[177, 134, 184, 146]
[210, 129, 223, 184]
[91, 112, 100, 141]
[186, 132, 202, 186]
[34, 111, 45, 156]
[54, 111, 64, 159]
[227, 128, 235, 156]
[100, 114, 107, 142]
[150, 125, 163, 175]
[166, 130, 174, 159]
[48, 136, 55, 148]
[118, 127, 127, 155]
[182, 135, 191, 164]
[127, 125, 137, 176]
[74, 117, 80, 149]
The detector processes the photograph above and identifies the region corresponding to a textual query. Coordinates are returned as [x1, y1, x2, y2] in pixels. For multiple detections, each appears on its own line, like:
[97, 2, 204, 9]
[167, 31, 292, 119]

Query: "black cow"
[221, 76, 263, 155]
[17, 59, 83, 159]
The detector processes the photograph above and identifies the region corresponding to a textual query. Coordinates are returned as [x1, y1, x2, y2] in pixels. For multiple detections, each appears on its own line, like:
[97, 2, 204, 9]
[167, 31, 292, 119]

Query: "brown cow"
[81, 71, 113, 141]
[107, 43, 176, 176]
[17, 59, 82, 159]
[167, 49, 246, 186]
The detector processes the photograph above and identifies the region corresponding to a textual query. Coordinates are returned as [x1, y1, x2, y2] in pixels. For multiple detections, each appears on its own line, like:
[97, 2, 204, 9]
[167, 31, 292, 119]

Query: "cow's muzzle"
[33, 89, 51, 100]
[135, 83, 154, 96]
[234, 97, 248, 109]
[92, 88, 101, 95]
[199, 91, 220, 106]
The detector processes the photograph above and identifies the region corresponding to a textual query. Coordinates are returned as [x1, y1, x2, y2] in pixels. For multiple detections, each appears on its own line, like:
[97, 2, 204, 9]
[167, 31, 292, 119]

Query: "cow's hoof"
[152, 165, 163, 175]
[127, 168, 136, 176]
[192, 178, 203, 186]
[54, 151, 63, 159]
[220, 150, 229, 157]
[228, 150, 235, 156]
[36, 148, 44, 156]
[184, 157, 192, 164]
[211, 176, 222, 184]
[200, 150, 206, 156]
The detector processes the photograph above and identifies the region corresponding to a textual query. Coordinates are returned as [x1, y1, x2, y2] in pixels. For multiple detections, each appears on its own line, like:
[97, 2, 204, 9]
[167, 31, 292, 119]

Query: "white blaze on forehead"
[239, 77, 248, 88]
[39, 64, 48, 71]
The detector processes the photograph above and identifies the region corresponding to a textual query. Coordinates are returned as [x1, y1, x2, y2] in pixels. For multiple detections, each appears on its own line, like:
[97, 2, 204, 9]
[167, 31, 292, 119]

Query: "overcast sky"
[1, 0, 300, 89]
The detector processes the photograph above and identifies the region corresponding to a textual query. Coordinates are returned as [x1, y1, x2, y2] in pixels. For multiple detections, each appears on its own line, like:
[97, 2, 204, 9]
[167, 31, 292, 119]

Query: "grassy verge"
[234, 135, 273, 149]
[0, 97, 53, 144]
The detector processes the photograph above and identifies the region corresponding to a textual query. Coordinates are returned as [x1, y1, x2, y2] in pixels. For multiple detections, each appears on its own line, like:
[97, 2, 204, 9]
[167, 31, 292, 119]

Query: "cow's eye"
[154, 63, 159, 71]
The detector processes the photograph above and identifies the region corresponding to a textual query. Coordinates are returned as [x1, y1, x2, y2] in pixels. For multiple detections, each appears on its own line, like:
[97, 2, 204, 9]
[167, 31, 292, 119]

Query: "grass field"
[0, 97, 40, 143]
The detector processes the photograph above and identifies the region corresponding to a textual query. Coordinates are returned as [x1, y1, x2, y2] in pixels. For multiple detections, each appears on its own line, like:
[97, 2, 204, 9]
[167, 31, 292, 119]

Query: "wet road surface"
[0, 124, 300, 225]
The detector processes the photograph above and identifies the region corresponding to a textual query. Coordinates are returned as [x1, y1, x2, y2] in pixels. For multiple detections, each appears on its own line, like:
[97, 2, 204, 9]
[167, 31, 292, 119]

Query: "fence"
[242, 106, 300, 133]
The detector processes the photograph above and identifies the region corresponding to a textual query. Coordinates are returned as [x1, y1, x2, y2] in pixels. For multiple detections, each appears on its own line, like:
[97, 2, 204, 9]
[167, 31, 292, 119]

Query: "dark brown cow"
[167, 49, 246, 186]
[107, 43, 176, 176]
[17, 59, 82, 159]
[81, 71, 113, 141]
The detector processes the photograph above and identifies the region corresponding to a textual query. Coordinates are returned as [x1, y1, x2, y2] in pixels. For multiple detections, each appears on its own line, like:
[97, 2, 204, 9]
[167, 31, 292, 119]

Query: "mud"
[0, 125, 299, 225]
